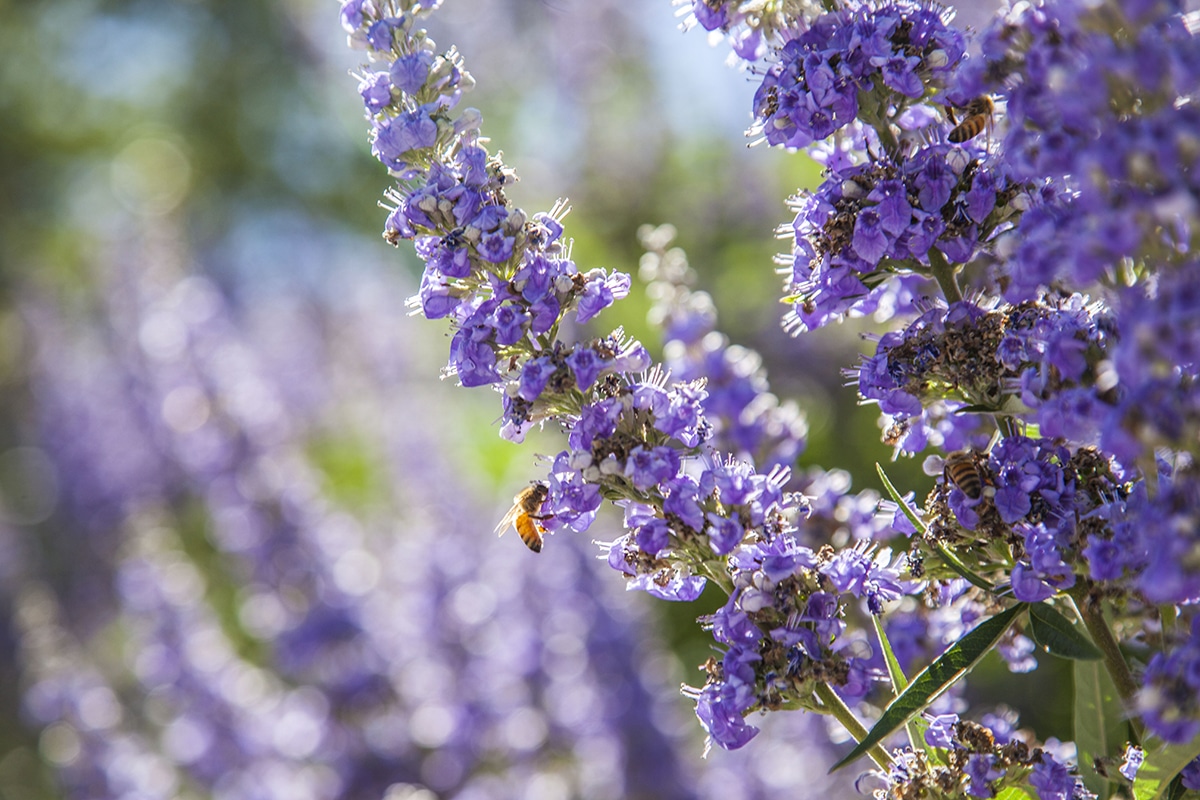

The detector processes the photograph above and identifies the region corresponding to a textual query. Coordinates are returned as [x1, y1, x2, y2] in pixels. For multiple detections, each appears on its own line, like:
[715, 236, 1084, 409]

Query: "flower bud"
[841, 179, 866, 199]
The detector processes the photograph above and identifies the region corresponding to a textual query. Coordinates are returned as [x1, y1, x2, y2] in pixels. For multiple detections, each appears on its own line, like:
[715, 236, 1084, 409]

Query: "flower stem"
[928, 248, 963, 305]
[815, 682, 894, 770]
[1068, 584, 1145, 743]
[933, 543, 996, 593]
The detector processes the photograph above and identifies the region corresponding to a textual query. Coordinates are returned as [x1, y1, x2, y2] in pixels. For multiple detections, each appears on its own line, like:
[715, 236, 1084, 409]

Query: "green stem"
[849, 81, 901, 161]
[995, 414, 1021, 440]
[928, 248, 963, 305]
[698, 560, 733, 596]
[875, 122, 901, 161]
[1068, 585, 1145, 744]
[933, 544, 996, 593]
[815, 682, 894, 771]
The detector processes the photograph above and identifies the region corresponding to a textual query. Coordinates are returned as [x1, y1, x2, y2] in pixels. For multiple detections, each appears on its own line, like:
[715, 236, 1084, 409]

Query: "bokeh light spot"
[39, 723, 81, 766]
[110, 135, 192, 216]
[0, 447, 59, 525]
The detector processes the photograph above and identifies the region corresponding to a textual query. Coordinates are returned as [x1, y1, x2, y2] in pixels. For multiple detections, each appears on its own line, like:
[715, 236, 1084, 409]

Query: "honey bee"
[946, 95, 995, 144]
[495, 482, 550, 553]
[943, 450, 984, 500]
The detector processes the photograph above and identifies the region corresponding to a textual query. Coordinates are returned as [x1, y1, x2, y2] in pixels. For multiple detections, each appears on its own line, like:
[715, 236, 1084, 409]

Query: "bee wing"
[495, 504, 519, 536]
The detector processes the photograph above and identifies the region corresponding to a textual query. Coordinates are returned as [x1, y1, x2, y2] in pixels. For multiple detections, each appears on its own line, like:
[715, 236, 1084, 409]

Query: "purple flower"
[852, 208, 890, 263]
[632, 380, 670, 419]
[979, 711, 1018, 745]
[1029, 752, 1078, 800]
[569, 398, 623, 451]
[654, 383, 709, 447]
[417, 270, 460, 320]
[924, 713, 959, 749]
[938, 232, 977, 264]
[915, 149, 956, 211]
[629, 571, 708, 602]
[663, 475, 706, 532]
[624, 445, 681, 493]
[358, 71, 392, 113]
[706, 513, 744, 556]
[576, 270, 631, 324]
[339, 0, 365, 32]
[903, 210, 945, 259]
[635, 517, 671, 556]
[689, 0, 729, 31]
[964, 169, 998, 224]
[755, 539, 818, 583]
[998, 632, 1038, 674]
[1137, 616, 1200, 743]
[390, 51, 433, 95]
[566, 345, 608, 391]
[365, 17, 398, 51]
[1082, 536, 1125, 582]
[448, 317, 501, 387]
[878, 54, 924, 98]
[372, 107, 438, 169]
[947, 487, 981, 530]
[822, 545, 905, 614]
[477, 229, 515, 263]
[518, 356, 557, 401]
[1011, 562, 1055, 602]
[426, 239, 472, 278]
[1182, 757, 1200, 791]
[695, 682, 759, 750]
[965, 753, 1003, 797]
[869, 179, 915, 237]
[993, 480, 1033, 524]
[611, 339, 652, 373]
[490, 302, 529, 345]
[798, 592, 843, 641]
[1119, 744, 1144, 782]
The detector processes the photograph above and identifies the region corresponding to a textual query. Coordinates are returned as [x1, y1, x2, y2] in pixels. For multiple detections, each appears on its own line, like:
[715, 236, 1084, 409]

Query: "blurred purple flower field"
[0, 227, 855, 798]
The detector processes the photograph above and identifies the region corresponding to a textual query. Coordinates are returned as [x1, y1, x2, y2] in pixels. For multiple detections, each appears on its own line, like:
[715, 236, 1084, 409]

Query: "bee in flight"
[496, 482, 551, 553]
[943, 450, 984, 500]
[945, 95, 995, 144]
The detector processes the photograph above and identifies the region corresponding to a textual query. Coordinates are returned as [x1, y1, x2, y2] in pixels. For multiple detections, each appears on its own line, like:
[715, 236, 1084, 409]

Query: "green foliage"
[832, 603, 1029, 772]
[174, 497, 270, 668]
[1135, 738, 1200, 800]
[1074, 659, 1129, 799]
[873, 614, 930, 755]
[1028, 602, 1103, 661]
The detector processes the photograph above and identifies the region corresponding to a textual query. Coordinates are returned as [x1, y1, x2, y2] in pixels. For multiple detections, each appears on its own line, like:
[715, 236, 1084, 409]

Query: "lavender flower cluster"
[875, 714, 1089, 799]
[785, 146, 1021, 332]
[346, 0, 1200, 797]
[750, 0, 966, 149]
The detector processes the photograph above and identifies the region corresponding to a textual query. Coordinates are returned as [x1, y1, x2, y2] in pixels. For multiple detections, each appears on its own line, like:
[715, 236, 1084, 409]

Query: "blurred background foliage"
[0, 0, 1048, 797]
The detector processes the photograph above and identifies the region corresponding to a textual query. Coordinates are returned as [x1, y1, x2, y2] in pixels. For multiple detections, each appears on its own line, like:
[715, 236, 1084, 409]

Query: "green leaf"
[1160, 605, 1179, 639]
[932, 543, 998, 593]
[954, 403, 1002, 415]
[830, 603, 1028, 773]
[995, 786, 1036, 800]
[873, 615, 925, 753]
[873, 614, 910, 695]
[1075, 659, 1129, 799]
[1029, 602, 1103, 661]
[876, 462, 928, 535]
[1165, 775, 1188, 800]
[1134, 737, 1200, 800]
